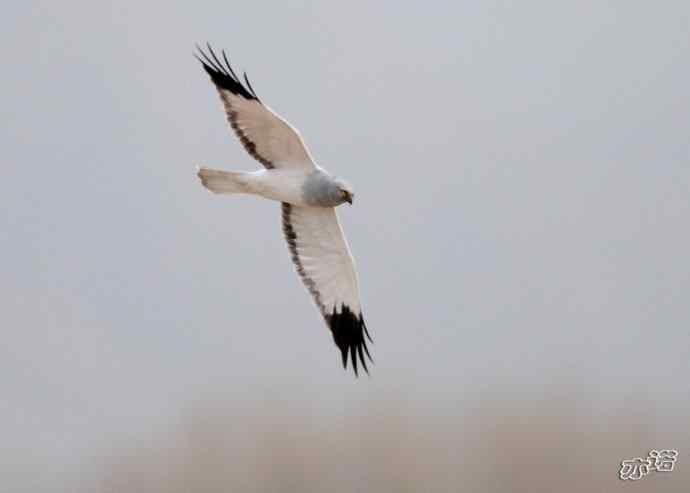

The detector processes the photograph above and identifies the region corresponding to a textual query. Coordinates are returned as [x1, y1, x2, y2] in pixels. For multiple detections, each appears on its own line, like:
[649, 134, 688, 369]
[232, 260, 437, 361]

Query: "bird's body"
[195, 45, 372, 375]
[198, 167, 349, 208]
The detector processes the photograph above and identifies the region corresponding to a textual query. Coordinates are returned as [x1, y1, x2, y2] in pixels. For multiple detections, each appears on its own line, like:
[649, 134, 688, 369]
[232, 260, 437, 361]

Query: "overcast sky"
[2, 1, 689, 489]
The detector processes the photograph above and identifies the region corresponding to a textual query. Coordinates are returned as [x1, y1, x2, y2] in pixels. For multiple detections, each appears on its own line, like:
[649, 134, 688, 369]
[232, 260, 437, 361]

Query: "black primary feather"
[326, 305, 373, 377]
[195, 44, 260, 102]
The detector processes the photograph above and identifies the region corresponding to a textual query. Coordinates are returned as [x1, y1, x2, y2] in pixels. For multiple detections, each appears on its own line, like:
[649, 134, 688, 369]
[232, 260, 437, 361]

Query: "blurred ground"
[85, 387, 687, 492]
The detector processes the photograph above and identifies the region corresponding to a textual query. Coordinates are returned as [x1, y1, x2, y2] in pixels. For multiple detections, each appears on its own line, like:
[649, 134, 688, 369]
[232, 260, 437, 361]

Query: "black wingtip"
[339, 346, 348, 369]
[327, 305, 373, 377]
[195, 43, 260, 102]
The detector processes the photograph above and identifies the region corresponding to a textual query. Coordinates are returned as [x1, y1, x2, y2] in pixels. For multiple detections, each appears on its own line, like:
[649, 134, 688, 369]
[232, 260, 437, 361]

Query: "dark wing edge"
[195, 43, 260, 101]
[196, 44, 274, 169]
[326, 304, 373, 377]
[281, 203, 373, 377]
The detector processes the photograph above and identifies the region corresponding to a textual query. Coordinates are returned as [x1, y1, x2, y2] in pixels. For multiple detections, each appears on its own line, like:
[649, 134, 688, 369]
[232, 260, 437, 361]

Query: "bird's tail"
[197, 167, 251, 194]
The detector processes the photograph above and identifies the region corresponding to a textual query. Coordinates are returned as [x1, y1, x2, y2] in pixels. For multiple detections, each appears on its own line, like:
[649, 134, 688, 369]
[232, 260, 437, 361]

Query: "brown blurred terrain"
[94, 389, 688, 493]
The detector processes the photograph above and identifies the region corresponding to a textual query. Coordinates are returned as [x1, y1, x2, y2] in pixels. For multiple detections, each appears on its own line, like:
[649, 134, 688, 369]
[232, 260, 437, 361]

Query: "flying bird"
[195, 45, 372, 376]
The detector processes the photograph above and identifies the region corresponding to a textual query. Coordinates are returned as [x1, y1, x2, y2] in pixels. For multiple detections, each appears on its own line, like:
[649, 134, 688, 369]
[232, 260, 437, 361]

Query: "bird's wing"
[197, 45, 316, 170]
[281, 203, 372, 375]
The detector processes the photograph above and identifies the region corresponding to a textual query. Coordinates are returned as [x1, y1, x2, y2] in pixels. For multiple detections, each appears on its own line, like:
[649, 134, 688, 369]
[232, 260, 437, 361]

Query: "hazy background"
[2, 1, 689, 491]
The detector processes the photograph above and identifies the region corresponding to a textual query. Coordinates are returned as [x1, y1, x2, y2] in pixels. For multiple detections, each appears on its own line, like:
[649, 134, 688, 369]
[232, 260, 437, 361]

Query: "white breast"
[245, 169, 312, 206]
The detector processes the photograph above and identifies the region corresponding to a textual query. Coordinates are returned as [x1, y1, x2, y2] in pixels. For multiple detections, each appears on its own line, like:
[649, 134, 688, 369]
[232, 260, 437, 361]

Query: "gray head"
[302, 171, 355, 207]
[333, 177, 354, 205]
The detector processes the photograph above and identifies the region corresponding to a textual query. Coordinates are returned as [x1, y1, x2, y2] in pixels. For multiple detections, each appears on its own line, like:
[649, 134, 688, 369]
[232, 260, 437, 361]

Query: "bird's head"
[335, 178, 354, 205]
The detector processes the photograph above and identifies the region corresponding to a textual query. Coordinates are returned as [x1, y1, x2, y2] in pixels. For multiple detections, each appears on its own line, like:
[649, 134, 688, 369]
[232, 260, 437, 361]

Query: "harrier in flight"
[195, 45, 372, 375]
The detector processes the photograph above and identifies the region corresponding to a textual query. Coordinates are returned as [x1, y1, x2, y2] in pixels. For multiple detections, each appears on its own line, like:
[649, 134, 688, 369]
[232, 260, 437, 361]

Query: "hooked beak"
[345, 192, 353, 205]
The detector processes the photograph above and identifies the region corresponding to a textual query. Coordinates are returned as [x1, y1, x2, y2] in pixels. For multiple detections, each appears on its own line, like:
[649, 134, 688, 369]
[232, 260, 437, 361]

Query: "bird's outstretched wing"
[196, 45, 316, 170]
[282, 203, 372, 376]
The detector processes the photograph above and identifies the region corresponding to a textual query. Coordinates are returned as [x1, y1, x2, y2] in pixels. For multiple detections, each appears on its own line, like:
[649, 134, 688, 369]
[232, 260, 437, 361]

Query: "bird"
[194, 45, 372, 376]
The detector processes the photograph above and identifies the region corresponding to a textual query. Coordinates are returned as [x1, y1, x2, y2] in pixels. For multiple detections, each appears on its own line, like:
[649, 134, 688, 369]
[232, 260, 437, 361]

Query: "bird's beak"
[345, 193, 353, 205]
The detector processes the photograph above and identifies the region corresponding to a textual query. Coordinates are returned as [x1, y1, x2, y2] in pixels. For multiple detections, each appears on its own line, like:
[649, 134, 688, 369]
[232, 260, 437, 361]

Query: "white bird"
[195, 45, 372, 376]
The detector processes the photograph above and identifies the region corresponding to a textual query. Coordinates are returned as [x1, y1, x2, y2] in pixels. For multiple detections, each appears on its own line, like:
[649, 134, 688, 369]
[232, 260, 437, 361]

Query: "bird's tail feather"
[197, 167, 250, 194]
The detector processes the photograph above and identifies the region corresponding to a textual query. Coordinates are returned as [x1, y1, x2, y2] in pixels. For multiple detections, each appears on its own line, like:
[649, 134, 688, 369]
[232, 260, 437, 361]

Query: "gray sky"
[2, 1, 689, 489]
